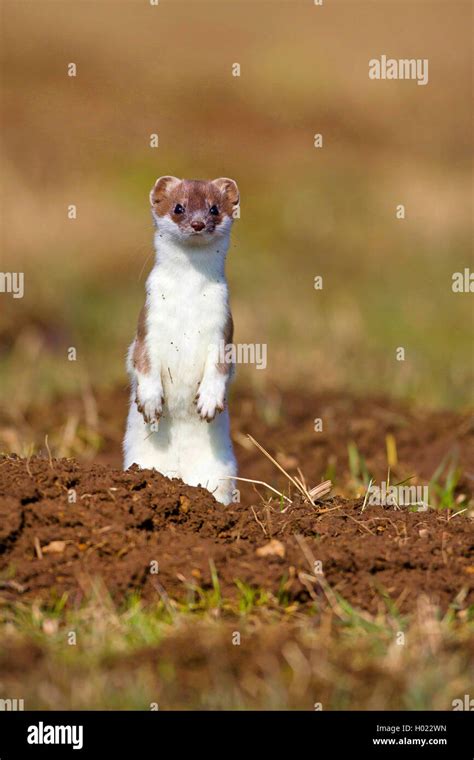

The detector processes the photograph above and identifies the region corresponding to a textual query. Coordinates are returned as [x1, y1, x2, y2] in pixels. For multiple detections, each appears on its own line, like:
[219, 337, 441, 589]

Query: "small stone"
[42, 540, 66, 554]
[256, 539, 285, 559]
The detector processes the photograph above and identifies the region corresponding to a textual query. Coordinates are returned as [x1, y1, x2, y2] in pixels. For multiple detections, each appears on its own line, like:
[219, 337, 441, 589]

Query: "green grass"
[0, 581, 472, 710]
[430, 453, 467, 511]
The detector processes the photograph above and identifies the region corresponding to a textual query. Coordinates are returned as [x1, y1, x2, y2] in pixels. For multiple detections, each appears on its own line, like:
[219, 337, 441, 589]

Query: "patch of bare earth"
[0, 453, 472, 615]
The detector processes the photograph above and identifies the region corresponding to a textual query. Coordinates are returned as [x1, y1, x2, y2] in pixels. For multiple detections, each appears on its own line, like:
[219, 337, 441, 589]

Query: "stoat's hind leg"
[178, 411, 237, 505]
[123, 396, 178, 481]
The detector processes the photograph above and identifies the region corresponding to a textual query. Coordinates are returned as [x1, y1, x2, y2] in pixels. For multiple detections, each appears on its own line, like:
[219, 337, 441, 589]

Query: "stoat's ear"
[150, 176, 181, 207]
[212, 178, 240, 209]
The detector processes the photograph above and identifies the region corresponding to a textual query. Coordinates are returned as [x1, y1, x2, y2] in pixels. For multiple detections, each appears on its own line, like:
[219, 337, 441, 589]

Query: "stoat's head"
[150, 176, 239, 247]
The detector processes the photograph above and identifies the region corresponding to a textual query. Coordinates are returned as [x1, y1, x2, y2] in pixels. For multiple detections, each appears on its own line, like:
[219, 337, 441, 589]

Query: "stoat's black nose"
[191, 220, 205, 231]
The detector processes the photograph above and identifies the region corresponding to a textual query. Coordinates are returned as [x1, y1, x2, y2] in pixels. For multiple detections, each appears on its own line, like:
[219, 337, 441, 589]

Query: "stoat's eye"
[174, 203, 185, 214]
[209, 205, 219, 215]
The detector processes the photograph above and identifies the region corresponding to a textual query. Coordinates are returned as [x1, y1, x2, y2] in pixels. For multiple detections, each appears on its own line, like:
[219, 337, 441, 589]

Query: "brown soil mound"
[0, 454, 472, 614]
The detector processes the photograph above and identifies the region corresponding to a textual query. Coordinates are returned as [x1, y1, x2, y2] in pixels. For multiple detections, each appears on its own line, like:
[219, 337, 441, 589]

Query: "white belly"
[146, 265, 228, 415]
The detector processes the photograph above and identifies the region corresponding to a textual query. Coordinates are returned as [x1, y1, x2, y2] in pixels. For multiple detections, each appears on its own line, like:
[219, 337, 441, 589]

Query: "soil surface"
[0, 389, 473, 614]
[7, 387, 474, 491]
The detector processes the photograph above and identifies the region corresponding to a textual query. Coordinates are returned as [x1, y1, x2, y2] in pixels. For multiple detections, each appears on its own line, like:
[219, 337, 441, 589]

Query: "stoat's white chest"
[144, 246, 229, 407]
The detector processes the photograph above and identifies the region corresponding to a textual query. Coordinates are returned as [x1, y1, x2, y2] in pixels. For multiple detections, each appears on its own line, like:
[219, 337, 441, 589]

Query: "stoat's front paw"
[195, 377, 225, 422]
[135, 380, 164, 425]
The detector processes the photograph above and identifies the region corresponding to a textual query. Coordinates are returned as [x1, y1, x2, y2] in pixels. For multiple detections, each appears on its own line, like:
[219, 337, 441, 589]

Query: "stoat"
[123, 176, 239, 505]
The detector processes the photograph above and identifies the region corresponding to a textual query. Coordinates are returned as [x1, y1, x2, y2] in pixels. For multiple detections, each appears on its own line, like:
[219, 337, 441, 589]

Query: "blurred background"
[1, 0, 473, 413]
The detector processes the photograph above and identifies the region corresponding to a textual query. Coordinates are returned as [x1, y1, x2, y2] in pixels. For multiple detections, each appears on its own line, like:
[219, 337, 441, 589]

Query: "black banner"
[0, 711, 471, 757]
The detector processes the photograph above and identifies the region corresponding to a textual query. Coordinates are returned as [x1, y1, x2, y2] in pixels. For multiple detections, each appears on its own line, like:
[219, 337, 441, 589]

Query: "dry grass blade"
[447, 508, 467, 520]
[294, 534, 347, 620]
[360, 477, 374, 513]
[33, 536, 43, 560]
[342, 512, 376, 536]
[220, 474, 292, 504]
[247, 434, 315, 504]
[44, 434, 54, 469]
[58, 414, 79, 458]
[0, 579, 26, 593]
[308, 480, 332, 501]
[251, 506, 268, 536]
